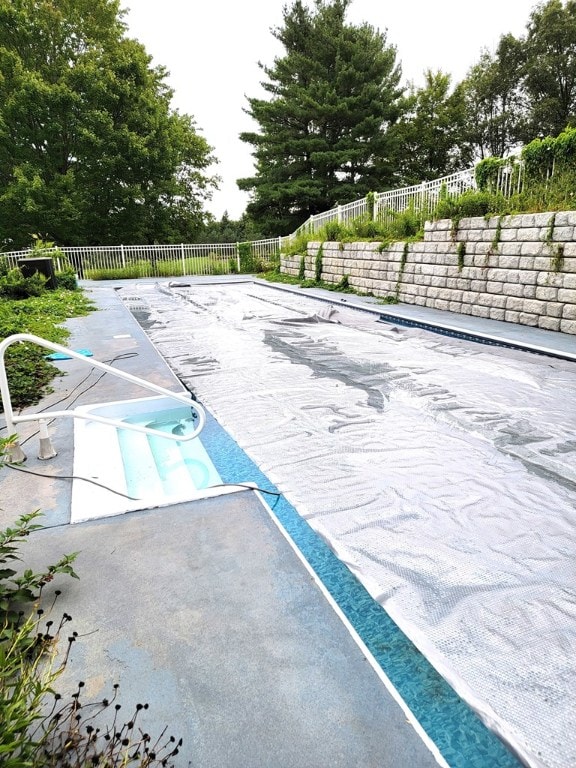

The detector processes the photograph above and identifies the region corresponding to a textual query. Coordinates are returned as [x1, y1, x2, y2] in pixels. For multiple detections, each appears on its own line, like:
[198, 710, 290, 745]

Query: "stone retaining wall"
[281, 211, 576, 334]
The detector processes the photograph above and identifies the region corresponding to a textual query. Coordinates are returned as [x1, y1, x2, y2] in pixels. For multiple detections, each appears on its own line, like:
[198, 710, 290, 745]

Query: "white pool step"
[71, 396, 249, 524]
[116, 428, 166, 499]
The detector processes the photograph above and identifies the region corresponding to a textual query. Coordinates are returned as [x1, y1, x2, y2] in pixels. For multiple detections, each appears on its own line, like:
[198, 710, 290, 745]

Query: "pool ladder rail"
[0, 333, 206, 463]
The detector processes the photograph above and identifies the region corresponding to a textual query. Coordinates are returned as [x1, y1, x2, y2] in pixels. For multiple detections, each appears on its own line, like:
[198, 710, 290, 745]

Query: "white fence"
[1, 160, 521, 278]
[1, 240, 282, 278]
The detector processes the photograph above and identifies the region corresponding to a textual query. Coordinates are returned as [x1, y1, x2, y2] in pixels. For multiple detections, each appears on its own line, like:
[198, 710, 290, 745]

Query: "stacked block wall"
[280, 212, 576, 334]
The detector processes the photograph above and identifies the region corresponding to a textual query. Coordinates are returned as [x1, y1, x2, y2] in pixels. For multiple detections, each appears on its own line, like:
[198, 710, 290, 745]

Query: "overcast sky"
[120, 0, 539, 220]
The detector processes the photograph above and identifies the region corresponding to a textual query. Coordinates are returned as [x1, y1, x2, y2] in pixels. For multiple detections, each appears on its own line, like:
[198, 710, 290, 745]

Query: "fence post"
[180, 243, 185, 276]
[120, 244, 125, 268]
[337, 205, 342, 224]
[236, 242, 241, 273]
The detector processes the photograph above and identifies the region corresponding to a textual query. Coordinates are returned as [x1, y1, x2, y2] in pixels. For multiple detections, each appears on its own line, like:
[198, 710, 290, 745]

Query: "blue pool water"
[196, 407, 522, 768]
[118, 406, 221, 498]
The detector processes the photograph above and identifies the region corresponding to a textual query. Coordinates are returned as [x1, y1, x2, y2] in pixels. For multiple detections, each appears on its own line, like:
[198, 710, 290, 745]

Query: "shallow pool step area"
[71, 396, 247, 523]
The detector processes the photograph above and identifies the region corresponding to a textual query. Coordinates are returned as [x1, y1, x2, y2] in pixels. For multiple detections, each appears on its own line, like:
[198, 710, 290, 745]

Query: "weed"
[314, 244, 323, 283]
[457, 241, 466, 272]
[551, 243, 564, 273]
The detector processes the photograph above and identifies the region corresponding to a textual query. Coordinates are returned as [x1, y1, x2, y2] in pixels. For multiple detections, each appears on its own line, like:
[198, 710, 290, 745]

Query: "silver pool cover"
[122, 282, 576, 768]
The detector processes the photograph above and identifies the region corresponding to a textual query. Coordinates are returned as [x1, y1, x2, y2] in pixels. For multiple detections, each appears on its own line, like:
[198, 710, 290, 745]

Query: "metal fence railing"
[0, 159, 523, 279]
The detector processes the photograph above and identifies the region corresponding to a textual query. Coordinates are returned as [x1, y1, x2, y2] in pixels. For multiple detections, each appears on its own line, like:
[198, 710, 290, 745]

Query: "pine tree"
[238, 0, 403, 235]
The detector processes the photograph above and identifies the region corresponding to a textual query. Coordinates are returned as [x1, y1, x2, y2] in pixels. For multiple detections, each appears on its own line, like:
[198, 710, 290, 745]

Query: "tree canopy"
[390, 70, 471, 185]
[0, 0, 217, 248]
[238, 0, 403, 235]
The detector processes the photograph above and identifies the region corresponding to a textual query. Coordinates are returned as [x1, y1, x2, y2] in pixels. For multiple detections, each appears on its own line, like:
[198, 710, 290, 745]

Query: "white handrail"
[0, 334, 206, 456]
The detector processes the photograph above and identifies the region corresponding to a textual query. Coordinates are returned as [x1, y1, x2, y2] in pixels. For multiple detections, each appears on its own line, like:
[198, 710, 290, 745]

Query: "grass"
[0, 288, 95, 411]
[85, 256, 233, 280]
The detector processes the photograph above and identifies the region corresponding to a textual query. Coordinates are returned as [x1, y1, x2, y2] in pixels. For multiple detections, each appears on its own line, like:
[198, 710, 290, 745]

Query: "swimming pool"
[118, 279, 576, 768]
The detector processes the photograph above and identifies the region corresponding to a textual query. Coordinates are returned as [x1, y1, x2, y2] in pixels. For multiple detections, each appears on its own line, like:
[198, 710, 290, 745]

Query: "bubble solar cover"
[122, 281, 576, 768]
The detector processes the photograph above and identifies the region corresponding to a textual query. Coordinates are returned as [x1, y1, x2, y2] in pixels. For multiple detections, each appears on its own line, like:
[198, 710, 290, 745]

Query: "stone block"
[505, 310, 521, 323]
[449, 302, 463, 313]
[470, 279, 487, 291]
[517, 227, 542, 242]
[520, 270, 538, 285]
[507, 214, 526, 228]
[473, 254, 490, 268]
[536, 286, 558, 301]
[499, 228, 519, 242]
[558, 288, 576, 303]
[562, 257, 576, 272]
[502, 283, 524, 297]
[486, 268, 511, 282]
[561, 274, 576, 289]
[519, 312, 539, 326]
[497, 256, 520, 269]
[533, 212, 555, 227]
[519, 242, 544, 256]
[489, 308, 506, 321]
[563, 304, 576, 320]
[552, 226, 574, 241]
[489, 294, 507, 309]
[538, 316, 561, 331]
[506, 297, 524, 311]
[435, 299, 450, 310]
[471, 305, 490, 318]
[478, 294, 494, 307]
[460, 216, 488, 230]
[547, 302, 563, 318]
[522, 285, 536, 299]
[534, 257, 556, 272]
[499, 242, 522, 256]
[522, 299, 546, 314]
[486, 281, 504, 294]
[431, 276, 447, 288]
[560, 319, 576, 334]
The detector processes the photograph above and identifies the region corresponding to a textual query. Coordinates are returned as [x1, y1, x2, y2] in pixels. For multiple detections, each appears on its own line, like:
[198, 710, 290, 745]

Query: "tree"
[460, 36, 527, 159]
[194, 211, 264, 243]
[523, 0, 576, 138]
[0, 0, 217, 248]
[238, 0, 403, 235]
[390, 70, 471, 184]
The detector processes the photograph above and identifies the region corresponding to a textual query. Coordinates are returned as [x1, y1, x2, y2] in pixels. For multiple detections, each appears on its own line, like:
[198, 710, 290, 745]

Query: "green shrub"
[0, 257, 10, 278]
[55, 267, 78, 291]
[298, 254, 306, 280]
[433, 190, 509, 222]
[323, 220, 347, 241]
[0, 268, 47, 299]
[350, 216, 381, 239]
